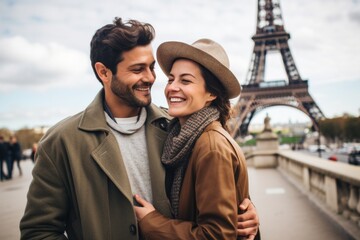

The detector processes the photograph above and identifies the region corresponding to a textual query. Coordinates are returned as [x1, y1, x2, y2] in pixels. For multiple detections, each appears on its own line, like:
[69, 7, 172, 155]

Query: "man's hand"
[133, 194, 155, 221]
[237, 198, 259, 240]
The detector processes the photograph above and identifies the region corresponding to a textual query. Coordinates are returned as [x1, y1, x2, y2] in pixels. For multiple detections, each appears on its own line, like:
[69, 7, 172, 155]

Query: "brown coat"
[139, 121, 250, 239]
[20, 90, 172, 240]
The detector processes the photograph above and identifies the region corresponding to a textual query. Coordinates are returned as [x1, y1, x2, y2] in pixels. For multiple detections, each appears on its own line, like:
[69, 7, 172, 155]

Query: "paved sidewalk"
[248, 167, 354, 240]
[0, 160, 355, 240]
[0, 160, 33, 240]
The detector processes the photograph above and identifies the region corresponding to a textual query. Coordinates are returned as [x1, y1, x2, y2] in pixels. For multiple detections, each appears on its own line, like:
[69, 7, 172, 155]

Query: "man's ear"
[95, 62, 111, 83]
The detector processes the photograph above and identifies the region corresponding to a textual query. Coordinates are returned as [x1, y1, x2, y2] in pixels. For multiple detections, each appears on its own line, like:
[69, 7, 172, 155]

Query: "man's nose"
[143, 68, 155, 83]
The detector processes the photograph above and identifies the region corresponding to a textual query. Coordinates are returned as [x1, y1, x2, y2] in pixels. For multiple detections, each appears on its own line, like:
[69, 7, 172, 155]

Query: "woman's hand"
[133, 194, 155, 221]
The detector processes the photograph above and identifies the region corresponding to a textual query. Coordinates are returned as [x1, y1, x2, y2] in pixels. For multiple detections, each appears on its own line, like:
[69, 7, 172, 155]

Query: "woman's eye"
[181, 79, 191, 84]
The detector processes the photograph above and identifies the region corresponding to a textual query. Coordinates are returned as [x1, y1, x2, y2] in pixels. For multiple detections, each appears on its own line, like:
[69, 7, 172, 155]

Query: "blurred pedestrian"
[8, 135, 22, 178]
[30, 143, 38, 163]
[0, 136, 10, 181]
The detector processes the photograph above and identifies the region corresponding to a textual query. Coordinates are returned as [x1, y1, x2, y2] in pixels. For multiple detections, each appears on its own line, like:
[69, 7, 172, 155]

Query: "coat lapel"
[79, 90, 133, 204]
[91, 133, 133, 204]
[79, 92, 172, 214]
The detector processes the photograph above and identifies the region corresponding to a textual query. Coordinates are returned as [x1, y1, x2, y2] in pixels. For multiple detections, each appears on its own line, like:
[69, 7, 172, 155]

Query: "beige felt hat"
[156, 38, 241, 99]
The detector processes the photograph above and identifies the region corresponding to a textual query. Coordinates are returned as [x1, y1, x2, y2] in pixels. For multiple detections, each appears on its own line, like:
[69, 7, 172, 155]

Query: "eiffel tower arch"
[229, 0, 325, 138]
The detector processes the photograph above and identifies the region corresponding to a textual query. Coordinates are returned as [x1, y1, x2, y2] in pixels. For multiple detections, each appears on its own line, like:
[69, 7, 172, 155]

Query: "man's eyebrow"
[128, 60, 156, 68]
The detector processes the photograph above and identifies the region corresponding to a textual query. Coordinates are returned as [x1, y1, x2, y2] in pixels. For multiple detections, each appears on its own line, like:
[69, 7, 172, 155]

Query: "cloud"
[349, 11, 360, 23]
[0, 0, 359, 130]
[277, 0, 360, 85]
[0, 36, 90, 90]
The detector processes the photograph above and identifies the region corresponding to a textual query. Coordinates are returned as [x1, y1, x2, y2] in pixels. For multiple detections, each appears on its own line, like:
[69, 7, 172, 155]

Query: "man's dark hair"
[90, 17, 155, 83]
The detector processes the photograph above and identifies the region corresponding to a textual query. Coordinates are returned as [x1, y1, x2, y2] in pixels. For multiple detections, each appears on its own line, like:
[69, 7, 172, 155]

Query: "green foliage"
[240, 134, 303, 146]
[240, 138, 257, 146]
[280, 136, 302, 144]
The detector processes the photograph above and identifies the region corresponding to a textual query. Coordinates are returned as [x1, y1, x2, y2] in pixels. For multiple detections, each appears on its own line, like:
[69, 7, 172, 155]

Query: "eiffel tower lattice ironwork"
[229, 0, 325, 138]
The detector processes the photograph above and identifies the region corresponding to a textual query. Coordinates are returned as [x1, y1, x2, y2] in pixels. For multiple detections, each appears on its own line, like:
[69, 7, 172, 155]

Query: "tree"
[15, 128, 44, 149]
[345, 117, 360, 142]
[0, 128, 12, 140]
[320, 115, 360, 143]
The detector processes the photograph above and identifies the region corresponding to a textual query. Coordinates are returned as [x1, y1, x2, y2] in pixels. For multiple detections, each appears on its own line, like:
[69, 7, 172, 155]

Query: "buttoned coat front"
[20, 90, 172, 240]
[139, 121, 250, 239]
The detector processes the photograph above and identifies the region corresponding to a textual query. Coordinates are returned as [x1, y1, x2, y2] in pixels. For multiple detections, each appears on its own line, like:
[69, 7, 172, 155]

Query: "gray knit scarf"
[161, 106, 220, 217]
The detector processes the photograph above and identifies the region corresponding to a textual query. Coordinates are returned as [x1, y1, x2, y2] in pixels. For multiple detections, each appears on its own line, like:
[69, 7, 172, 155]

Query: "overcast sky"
[1, 0, 359, 131]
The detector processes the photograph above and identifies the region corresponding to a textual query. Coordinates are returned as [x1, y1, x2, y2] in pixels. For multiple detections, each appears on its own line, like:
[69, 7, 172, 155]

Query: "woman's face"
[164, 59, 216, 125]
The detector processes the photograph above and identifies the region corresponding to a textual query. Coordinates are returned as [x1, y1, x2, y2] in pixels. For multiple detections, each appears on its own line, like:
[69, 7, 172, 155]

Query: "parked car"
[348, 149, 360, 166]
[308, 145, 329, 153]
[339, 144, 360, 155]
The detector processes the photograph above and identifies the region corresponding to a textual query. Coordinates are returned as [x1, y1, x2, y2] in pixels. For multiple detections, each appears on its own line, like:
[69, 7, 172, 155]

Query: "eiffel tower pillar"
[229, 0, 325, 138]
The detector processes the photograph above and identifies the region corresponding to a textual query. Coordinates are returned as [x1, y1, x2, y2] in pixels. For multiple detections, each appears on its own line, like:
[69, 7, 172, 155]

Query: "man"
[20, 18, 259, 239]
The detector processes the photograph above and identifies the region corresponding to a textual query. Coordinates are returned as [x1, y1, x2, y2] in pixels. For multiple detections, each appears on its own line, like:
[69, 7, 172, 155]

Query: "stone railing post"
[325, 176, 339, 213]
[348, 186, 360, 224]
[302, 167, 310, 190]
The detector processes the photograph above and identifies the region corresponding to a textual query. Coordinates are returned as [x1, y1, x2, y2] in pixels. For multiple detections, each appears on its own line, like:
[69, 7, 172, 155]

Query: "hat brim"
[156, 41, 241, 99]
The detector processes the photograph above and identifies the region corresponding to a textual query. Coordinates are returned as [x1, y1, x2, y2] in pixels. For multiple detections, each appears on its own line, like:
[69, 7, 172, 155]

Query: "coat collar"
[78, 89, 109, 133]
[78, 89, 169, 132]
[78, 89, 172, 216]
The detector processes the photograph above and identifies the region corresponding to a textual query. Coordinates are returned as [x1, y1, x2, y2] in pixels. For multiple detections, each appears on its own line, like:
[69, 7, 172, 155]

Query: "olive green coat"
[20, 90, 172, 240]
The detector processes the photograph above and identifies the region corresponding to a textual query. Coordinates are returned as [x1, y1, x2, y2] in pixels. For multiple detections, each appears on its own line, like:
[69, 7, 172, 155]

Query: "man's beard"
[110, 75, 152, 108]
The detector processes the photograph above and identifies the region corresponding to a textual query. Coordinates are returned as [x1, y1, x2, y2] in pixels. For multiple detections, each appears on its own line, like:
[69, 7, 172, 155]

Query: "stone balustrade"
[245, 149, 360, 239]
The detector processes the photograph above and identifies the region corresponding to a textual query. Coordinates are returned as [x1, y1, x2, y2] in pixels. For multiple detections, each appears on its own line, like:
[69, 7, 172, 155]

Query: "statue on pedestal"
[254, 113, 279, 168]
[263, 113, 272, 132]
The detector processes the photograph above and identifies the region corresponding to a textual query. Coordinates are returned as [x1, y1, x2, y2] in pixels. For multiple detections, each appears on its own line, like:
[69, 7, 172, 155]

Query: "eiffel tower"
[230, 0, 325, 138]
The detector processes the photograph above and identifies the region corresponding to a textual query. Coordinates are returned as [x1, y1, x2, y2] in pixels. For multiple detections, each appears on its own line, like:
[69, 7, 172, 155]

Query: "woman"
[134, 39, 257, 239]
